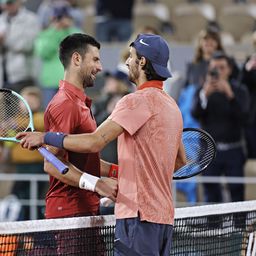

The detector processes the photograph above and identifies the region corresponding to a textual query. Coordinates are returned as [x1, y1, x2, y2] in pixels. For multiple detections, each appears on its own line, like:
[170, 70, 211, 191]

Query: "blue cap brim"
[152, 62, 172, 78]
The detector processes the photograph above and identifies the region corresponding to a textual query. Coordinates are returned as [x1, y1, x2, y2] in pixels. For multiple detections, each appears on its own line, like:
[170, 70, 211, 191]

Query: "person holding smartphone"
[192, 51, 250, 204]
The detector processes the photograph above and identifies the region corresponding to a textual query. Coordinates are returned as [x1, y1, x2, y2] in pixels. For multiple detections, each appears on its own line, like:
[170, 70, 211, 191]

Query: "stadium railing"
[1, 173, 256, 220]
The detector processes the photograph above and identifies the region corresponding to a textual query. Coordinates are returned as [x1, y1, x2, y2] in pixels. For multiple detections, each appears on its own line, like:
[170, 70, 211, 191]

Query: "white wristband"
[100, 197, 114, 207]
[79, 173, 99, 192]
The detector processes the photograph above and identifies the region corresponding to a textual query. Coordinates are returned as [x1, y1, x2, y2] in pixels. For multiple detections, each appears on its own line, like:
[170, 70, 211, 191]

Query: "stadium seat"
[82, 5, 96, 37]
[218, 3, 256, 42]
[133, 2, 171, 35]
[240, 32, 254, 45]
[245, 160, 256, 201]
[204, 0, 233, 16]
[157, 0, 187, 16]
[76, 0, 94, 8]
[172, 2, 216, 42]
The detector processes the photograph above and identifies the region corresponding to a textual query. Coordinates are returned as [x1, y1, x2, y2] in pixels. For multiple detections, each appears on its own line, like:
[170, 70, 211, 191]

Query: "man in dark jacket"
[192, 51, 250, 203]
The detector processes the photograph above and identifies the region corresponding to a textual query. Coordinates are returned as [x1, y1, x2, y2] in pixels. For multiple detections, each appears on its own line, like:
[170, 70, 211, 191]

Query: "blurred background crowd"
[0, 0, 256, 221]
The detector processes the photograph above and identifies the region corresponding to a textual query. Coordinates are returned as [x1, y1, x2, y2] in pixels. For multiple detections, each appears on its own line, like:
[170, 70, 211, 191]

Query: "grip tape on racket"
[38, 147, 69, 174]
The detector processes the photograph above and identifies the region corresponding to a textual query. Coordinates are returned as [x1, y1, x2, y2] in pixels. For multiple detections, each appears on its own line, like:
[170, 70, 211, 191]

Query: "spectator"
[95, 0, 134, 42]
[191, 52, 250, 203]
[34, 2, 81, 108]
[37, 0, 84, 30]
[240, 31, 256, 159]
[184, 28, 224, 89]
[175, 28, 225, 204]
[93, 70, 133, 122]
[0, 0, 40, 92]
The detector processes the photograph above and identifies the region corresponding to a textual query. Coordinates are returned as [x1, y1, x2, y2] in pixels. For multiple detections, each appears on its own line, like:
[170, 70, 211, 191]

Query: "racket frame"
[0, 88, 69, 174]
[173, 127, 216, 180]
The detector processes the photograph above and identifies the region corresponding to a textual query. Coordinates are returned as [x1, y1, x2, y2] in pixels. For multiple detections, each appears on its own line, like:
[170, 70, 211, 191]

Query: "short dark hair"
[136, 52, 166, 81]
[59, 33, 100, 69]
[210, 51, 232, 68]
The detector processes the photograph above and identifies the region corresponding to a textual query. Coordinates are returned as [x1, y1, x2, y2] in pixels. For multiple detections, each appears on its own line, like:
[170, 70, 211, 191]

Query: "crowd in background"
[0, 0, 256, 221]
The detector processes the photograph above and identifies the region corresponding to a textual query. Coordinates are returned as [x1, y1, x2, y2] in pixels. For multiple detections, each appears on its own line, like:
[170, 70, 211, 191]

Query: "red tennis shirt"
[44, 80, 100, 218]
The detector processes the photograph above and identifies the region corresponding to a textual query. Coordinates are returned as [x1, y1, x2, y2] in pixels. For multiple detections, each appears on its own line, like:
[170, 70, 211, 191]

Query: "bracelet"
[108, 164, 119, 178]
[79, 173, 99, 192]
[44, 132, 67, 148]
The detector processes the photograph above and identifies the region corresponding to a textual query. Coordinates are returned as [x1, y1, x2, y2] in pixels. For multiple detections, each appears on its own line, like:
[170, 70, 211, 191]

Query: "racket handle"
[38, 147, 69, 174]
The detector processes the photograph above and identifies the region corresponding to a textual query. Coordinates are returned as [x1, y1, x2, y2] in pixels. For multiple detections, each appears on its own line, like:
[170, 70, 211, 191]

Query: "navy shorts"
[114, 216, 173, 256]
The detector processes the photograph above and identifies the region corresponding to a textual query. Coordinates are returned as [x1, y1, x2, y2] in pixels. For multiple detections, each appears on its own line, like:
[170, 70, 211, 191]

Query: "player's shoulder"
[47, 96, 79, 117]
[114, 91, 153, 113]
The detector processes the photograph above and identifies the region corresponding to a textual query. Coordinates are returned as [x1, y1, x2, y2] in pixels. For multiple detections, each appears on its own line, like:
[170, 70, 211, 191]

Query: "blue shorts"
[114, 216, 173, 256]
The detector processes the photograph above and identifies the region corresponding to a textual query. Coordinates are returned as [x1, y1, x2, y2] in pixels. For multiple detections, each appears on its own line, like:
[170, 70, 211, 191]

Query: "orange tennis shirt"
[108, 80, 183, 225]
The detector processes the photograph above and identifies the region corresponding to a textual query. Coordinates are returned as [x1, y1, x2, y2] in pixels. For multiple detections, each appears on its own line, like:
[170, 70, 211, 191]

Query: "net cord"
[0, 215, 116, 234]
[175, 200, 256, 219]
[0, 201, 256, 235]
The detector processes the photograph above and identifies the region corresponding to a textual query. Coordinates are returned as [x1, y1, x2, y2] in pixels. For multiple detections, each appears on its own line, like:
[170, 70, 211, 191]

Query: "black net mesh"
[0, 201, 256, 256]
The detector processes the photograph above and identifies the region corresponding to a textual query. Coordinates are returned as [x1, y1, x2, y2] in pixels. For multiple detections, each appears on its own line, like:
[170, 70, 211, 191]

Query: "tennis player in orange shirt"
[18, 33, 186, 256]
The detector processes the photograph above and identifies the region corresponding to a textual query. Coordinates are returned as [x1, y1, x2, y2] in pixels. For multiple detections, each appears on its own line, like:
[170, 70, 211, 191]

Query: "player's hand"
[95, 177, 118, 202]
[16, 132, 45, 150]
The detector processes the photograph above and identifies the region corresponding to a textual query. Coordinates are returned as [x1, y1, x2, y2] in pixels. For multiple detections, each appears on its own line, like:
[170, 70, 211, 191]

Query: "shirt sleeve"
[108, 93, 153, 136]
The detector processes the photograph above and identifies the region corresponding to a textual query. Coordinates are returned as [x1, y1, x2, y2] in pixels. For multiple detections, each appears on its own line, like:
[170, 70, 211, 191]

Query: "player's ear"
[139, 57, 146, 67]
[72, 52, 81, 66]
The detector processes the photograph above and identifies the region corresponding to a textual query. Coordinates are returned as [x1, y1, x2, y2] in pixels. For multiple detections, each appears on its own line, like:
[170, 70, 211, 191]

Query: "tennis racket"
[0, 88, 68, 174]
[173, 128, 216, 180]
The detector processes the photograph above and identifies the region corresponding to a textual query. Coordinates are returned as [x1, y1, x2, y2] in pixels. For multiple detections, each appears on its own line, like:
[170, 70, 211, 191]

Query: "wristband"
[100, 197, 114, 207]
[108, 164, 119, 178]
[44, 132, 67, 149]
[79, 173, 99, 192]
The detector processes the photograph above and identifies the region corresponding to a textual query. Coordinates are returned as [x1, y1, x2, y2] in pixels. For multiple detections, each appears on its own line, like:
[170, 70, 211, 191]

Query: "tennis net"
[0, 200, 256, 255]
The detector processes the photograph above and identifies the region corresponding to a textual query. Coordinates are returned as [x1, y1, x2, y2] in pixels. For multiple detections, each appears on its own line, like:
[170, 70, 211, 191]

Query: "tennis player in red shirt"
[42, 33, 118, 220]
[18, 34, 186, 255]
[22, 33, 117, 255]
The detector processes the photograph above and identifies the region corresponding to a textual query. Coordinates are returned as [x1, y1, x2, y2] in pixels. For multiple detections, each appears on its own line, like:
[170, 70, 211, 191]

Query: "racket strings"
[174, 131, 216, 177]
[0, 92, 30, 138]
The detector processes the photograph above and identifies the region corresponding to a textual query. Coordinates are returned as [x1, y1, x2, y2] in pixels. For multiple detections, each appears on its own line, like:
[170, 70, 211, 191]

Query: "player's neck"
[63, 73, 84, 91]
[135, 74, 147, 88]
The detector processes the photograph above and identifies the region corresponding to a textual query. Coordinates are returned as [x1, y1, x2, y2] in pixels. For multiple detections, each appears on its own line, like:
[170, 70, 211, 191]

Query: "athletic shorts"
[114, 216, 173, 256]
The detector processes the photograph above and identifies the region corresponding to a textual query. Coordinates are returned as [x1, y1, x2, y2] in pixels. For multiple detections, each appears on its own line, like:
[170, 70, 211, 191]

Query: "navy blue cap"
[131, 34, 172, 78]
[52, 4, 71, 19]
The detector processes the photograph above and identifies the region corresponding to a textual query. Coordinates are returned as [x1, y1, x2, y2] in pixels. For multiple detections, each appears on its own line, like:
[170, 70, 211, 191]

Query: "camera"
[208, 68, 219, 79]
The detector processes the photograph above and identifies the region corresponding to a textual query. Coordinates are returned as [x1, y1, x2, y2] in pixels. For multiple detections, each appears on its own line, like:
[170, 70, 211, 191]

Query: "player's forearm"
[100, 159, 111, 177]
[63, 133, 103, 153]
[174, 141, 187, 171]
[43, 131, 104, 153]
[100, 159, 119, 178]
[44, 160, 82, 187]
[45, 159, 117, 200]
[43, 119, 123, 152]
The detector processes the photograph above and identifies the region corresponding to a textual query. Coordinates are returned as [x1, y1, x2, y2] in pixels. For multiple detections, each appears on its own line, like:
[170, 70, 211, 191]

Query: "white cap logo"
[139, 39, 149, 46]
